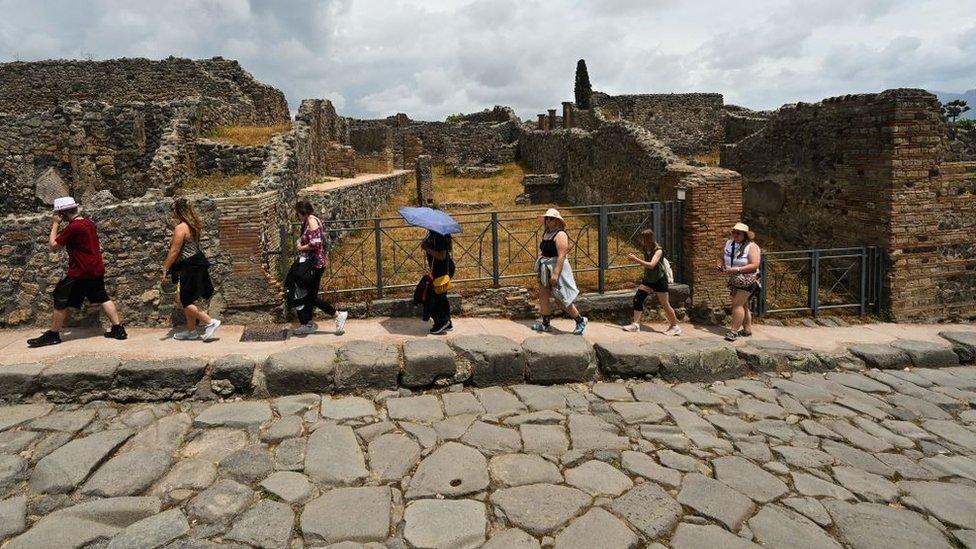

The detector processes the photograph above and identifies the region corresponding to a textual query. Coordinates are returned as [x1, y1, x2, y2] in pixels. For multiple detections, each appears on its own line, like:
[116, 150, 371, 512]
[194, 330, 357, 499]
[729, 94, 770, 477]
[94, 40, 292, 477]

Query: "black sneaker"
[445, 320, 454, 332]
[28, 330, 61, 348]
[430, 321, 450, 335]
[104, 324, 128, 340]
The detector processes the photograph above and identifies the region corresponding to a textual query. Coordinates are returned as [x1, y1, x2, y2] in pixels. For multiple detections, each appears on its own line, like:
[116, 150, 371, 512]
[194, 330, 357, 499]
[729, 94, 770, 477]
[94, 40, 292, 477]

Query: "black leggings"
[633, 289, 650, 311]
[297, 267, 336, 324]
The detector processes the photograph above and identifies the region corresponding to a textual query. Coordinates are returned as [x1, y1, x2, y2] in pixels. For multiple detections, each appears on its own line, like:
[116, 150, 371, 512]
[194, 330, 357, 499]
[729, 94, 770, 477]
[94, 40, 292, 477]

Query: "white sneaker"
[622, 323, 641, 332]
[335, 311, 348, 335]
[293, 322, 317, 335]
[201, 319, 221, 341]
[173, 330, 200, 341]
[665, 325, 683, 336]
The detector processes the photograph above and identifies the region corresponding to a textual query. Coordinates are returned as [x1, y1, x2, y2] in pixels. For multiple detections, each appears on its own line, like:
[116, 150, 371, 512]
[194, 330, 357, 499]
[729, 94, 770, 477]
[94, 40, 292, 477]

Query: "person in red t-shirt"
[28, 197, 128, 348]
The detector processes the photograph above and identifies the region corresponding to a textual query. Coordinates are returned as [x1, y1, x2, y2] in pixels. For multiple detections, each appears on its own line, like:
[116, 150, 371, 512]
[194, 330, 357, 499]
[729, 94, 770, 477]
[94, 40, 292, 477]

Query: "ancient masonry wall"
[721, 88, 976, 321]
[518, 121, 677, 204]
[661, 165, 744, 308]
[192, 140, 269, 176]
[349, 126, 395, 174]
[348, 110, 520, 168]
[0, 57, 289, 125]
[0, 95, 410, 327]
[518, 121, 741, 309]
[0, 197, 230, 327]
[590, 92, 725, 156]
[0, 99, 182, 214]
[299, 172, 412, 235]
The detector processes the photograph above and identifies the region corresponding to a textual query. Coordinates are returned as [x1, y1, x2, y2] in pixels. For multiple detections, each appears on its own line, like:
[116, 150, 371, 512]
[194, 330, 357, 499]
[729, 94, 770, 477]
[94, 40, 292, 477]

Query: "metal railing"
[288, 201, 684, 299]
[755, 246, 885, 316]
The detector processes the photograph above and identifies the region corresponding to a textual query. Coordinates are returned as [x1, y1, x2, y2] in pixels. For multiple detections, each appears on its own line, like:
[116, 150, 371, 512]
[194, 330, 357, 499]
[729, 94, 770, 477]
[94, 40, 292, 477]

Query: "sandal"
[741, 329, 752, 337]
[724, 330, 740, 342]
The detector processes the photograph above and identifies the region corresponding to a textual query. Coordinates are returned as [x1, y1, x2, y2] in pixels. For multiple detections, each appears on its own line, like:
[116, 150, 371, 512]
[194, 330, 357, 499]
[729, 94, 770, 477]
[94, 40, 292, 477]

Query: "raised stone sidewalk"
[1, 320, 975, 403]
[2, 345, 976, 547]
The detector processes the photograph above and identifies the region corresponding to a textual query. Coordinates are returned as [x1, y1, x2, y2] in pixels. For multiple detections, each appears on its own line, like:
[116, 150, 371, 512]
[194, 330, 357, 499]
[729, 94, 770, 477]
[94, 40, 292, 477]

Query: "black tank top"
[540, 230, 564, 258]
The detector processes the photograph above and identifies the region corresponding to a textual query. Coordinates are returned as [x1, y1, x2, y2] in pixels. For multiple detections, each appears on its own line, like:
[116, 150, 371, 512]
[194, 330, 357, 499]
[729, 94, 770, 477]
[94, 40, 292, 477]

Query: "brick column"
[547, 109, 557, 130]
[537, 114, 548, 131]
[662, 164, 743, 309]
[562, 102, 574, 128]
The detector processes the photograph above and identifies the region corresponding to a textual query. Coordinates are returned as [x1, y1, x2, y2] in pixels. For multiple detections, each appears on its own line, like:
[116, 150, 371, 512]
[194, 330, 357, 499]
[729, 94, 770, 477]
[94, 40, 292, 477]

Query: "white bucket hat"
[53, 196, 79, 212]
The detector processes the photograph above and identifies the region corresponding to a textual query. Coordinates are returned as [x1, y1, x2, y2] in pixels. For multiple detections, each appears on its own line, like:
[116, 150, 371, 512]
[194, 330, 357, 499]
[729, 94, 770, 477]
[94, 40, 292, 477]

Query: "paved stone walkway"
[3, 363, 976, 547]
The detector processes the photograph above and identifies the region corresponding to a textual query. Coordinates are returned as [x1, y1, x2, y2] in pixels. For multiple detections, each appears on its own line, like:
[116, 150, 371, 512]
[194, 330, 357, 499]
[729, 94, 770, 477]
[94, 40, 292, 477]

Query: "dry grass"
[687, 148, 721, 166]
[176, 174, 255, 196]
[320, 162, 650, 300]
[206, 124, 292, 147]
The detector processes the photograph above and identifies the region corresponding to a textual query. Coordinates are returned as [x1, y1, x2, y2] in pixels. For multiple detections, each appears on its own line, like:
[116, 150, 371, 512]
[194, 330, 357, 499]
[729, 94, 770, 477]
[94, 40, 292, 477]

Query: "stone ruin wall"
[0, 86, 412, 327]
[518, 120, 743, 309]
[349, 126, 395, 173]
[721, 89, 976, 322]
[0, 197, 231, 327]
[347, 108, 520, 169]
[518, 121, 677, 204]
[0, 57, 289, 125]
[590, 92, 726, 156]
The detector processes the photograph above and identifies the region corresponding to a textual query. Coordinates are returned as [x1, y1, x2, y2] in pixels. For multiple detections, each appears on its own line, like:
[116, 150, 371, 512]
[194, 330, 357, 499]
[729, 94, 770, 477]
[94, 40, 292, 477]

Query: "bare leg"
[537, 287, 552, 316]
[631, 309, 643, 324]
[100, 301, 122, 325]
[51, 309, 69, 331]
[564, 303, 581, 319]
[743, 304, 753, 333]
[730, 290, 750, 332]
[185, 304, 212, 326]
[656, 292, 678, 328]
[176, 296, 196, 331]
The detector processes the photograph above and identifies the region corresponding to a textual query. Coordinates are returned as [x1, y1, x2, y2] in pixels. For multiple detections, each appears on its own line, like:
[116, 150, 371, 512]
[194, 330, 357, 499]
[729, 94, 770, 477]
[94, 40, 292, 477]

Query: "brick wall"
[213, 191, 283, 316]
[662, 165, 743, 308]
[721, 88, 976, 321]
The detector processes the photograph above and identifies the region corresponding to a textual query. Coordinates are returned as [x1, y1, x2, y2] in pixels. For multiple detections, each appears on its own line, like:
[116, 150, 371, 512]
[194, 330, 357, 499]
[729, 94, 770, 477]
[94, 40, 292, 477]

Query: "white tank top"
[724, 240, 754, 268]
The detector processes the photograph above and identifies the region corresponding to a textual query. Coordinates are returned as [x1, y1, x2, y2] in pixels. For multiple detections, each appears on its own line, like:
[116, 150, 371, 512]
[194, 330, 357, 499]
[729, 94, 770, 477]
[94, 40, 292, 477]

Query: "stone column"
[537, 114, 548, 131]
[661, 164, 743, 310]
[415, 155, 433, 206]
[547, 109, 557, 130]
[562, 102, 574, 128]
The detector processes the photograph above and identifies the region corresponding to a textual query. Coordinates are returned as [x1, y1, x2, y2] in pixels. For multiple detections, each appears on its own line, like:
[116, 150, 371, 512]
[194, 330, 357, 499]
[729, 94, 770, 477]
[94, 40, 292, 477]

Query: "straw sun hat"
[731, 222, 755, 239]
[542, 208, 566, 227]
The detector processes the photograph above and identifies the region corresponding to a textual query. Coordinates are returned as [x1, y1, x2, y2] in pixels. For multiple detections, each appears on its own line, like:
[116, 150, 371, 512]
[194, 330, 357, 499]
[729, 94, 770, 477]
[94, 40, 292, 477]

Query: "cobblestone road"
[2, 366, 976, 548]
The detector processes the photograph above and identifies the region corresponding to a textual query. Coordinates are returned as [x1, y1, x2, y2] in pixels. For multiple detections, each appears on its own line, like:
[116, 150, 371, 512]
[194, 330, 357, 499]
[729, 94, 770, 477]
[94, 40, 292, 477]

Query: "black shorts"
[641, 277, 669, 293]
[52, 277, 110, 310]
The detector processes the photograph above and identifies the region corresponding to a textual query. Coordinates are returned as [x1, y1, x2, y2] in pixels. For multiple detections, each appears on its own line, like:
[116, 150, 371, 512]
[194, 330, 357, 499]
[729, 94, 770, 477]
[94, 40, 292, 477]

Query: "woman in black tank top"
[533, 209, 587, 335]
[539, 229, 563, 258]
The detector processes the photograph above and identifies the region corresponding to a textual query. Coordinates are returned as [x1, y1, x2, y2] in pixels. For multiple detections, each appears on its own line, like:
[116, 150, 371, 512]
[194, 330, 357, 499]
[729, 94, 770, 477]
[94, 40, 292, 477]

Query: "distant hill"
[932, 89, 976, 120]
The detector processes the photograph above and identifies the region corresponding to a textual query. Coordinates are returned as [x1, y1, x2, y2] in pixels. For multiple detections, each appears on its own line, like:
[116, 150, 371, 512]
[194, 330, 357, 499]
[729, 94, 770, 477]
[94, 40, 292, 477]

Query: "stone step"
[1, 333, 972, 404]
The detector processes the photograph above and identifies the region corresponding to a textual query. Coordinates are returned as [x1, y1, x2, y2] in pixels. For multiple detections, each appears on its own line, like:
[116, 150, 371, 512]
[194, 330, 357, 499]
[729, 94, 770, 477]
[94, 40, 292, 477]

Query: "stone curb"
[0, 335, 971, 404]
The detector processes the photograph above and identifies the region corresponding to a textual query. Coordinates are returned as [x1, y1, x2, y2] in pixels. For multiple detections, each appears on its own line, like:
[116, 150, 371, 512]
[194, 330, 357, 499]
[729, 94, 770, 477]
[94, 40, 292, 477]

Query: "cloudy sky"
[1, 0, 974, 120]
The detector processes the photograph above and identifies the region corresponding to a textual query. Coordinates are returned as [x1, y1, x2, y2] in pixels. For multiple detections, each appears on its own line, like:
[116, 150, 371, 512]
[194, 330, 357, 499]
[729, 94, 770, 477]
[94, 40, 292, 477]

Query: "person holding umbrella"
[399, 207, 461, 335]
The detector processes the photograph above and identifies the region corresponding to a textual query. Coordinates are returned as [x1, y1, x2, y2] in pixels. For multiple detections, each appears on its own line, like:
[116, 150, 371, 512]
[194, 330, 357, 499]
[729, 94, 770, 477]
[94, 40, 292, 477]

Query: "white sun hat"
[53, 196, 79, 212]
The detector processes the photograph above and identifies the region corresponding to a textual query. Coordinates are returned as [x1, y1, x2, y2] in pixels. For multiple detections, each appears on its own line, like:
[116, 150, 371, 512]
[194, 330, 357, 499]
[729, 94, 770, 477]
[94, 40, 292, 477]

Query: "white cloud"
[0, 0, 973, 118]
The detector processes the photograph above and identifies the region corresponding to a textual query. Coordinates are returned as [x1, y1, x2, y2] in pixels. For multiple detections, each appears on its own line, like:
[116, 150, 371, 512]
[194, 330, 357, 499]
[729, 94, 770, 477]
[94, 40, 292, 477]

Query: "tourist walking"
[623, 229, 681, 335]
[422, 229, 454, 334]
[162, 198, 221, 341]
[286, 200, 347, 336]
[719, 222, 761, 341]
[532, 208, 587, 335]
[28, 197, 127, 347]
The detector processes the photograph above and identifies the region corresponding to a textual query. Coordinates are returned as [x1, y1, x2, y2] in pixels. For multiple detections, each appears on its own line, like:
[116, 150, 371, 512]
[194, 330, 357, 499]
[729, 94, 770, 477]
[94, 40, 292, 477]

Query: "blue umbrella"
[398, 207, 462, 235]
